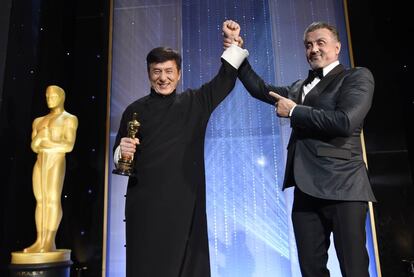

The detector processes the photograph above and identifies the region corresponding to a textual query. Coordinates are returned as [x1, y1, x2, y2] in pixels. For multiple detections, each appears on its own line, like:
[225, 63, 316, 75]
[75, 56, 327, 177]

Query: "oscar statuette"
[112, 112, 140, 176]
[10, 85, 77, 276]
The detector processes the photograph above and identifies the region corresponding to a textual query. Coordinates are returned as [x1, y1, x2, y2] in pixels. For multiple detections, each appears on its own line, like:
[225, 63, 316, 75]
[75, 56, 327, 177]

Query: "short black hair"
[146, 47, 182, 72]
[303, 21, 340, 43]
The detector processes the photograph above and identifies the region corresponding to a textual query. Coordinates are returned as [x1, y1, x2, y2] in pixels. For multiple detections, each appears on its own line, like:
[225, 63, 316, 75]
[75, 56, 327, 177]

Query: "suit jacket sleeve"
[238, 59, 294, 104]
[291, 67, 374, 137]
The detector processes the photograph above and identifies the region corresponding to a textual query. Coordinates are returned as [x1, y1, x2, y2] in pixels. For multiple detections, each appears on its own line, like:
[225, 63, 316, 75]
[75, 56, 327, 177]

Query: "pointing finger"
[269, 91, 282, 100]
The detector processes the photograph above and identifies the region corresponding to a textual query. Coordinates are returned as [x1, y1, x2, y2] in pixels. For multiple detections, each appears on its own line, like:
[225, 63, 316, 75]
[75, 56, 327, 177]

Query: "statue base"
[9, 261, 72, 277]
[10, 250, 72, 277]
[112, 168, 135, 176]
[112, 158, 135, 176]
[11, 249, 71, 264]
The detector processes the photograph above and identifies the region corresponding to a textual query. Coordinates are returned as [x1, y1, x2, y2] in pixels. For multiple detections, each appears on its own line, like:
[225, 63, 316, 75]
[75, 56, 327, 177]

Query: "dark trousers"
[292, 188, 369, 277]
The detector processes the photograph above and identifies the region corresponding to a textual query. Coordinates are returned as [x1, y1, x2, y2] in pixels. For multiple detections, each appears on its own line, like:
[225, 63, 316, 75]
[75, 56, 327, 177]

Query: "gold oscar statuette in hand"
[113, 112, 140, 176]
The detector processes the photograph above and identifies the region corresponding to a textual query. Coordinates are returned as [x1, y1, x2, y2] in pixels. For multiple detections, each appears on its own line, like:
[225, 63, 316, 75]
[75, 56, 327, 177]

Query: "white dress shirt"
[289, 60, 340, 117]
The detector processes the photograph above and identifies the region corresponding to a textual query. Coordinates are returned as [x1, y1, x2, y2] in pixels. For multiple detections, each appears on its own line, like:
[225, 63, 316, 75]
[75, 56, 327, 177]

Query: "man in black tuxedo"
[223, 21, 376, 276]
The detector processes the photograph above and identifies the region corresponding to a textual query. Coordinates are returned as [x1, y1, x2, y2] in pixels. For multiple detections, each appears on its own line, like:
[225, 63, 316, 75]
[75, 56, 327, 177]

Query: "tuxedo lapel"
[297, 80, 307, 104]
[290, 64, 346, 144]
[303, 64, 345, 105]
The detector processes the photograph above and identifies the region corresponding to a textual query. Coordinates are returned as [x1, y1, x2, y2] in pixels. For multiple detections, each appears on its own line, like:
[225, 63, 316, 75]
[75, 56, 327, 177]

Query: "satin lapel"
[289, 81, 306, 147]
[296, 80, 306, 104]
[303, 64, 345, 105]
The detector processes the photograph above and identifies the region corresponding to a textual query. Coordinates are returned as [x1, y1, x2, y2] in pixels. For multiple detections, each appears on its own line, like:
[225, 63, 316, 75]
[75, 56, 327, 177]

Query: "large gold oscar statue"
[11, 85, 78, 265]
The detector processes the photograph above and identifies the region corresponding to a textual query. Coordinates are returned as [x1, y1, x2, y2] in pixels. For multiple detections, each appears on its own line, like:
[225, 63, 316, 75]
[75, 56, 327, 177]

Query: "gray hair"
[303, 21, 340, 43]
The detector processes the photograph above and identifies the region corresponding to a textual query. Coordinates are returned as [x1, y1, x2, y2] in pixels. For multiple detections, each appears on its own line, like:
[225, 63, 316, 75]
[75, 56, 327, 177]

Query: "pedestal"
[9, 261, 72, 277]
[10, 249, 72, 277]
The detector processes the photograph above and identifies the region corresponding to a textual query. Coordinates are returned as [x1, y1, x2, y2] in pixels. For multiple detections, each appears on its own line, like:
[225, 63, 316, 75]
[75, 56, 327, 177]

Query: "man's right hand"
[222, 20, 243, 49]
[120, 137, 140, 159]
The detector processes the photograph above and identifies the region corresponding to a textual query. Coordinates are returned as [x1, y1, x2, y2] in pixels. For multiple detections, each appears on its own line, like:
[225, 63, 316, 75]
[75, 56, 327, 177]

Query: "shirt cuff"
[114, 145, 121, 165]
[221, 44, 249, 69]
[289, 104, 297, 117]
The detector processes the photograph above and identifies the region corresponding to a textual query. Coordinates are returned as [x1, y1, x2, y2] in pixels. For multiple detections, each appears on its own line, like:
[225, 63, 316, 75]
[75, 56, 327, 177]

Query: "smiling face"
[304, 27, 341, 70]
[148, 60, 181, 95]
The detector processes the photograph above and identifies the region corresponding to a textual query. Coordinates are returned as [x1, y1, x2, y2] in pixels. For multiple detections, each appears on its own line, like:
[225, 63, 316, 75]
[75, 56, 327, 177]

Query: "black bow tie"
[304, 68, 324, 85]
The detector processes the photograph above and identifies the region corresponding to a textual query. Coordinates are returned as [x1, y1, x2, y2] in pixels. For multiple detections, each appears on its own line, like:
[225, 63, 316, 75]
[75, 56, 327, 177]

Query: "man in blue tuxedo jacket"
[223, 20, 376, 277]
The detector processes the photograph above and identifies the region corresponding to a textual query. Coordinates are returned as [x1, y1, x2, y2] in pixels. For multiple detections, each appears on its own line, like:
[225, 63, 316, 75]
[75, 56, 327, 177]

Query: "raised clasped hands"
[222, 20, 244, 49]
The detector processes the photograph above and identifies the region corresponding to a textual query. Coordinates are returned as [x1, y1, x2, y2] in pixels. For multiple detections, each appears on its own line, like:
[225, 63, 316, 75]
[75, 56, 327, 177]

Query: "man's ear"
[336, 42, 341, 55]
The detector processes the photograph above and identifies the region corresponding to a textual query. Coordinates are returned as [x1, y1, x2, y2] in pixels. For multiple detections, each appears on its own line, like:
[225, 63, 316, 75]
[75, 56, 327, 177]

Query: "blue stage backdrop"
[107, 0, 378, 276]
